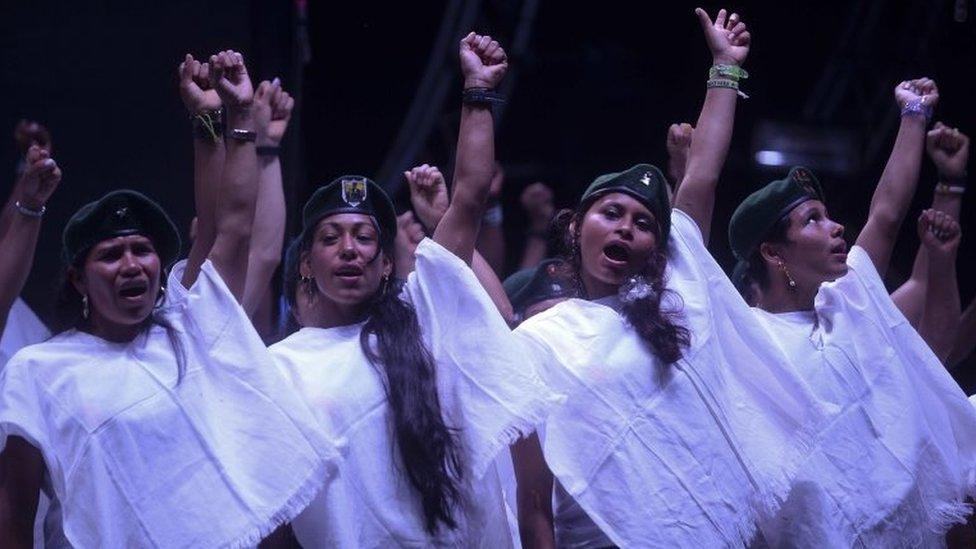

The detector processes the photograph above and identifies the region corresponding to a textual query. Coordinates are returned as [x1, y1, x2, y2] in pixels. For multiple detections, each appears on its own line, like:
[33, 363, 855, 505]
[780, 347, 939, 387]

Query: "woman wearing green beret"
[0, 51, 335, 547]
[268, 34, 556, 548]
[727, 79, 976, 545]
[511, 9, 837, 547]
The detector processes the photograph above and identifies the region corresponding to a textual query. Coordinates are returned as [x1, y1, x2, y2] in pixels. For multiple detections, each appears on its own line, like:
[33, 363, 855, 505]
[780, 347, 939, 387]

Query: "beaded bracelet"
[707, 78, 749, 99]
[709, 64, 749, 82]
[900, 98, 932, 122]
[15, 200, 45, 217]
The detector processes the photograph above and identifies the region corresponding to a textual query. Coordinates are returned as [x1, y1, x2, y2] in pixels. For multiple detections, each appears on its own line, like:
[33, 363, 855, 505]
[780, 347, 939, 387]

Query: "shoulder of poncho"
[518, 298, 622, 343]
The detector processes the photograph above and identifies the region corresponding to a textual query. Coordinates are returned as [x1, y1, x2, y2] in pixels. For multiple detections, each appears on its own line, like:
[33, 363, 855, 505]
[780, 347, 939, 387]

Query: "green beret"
[301, 175, 397, 243]
[62, 189, 181, 268]
[581, 163, 671, 242]
[503, 258, 575, 319]
[728, 166, 825, 263]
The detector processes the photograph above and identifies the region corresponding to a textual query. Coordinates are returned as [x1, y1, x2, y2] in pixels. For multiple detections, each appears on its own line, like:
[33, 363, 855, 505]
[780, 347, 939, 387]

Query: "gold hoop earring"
[82, 294, 90, 319]
[778, 260, 797, 291]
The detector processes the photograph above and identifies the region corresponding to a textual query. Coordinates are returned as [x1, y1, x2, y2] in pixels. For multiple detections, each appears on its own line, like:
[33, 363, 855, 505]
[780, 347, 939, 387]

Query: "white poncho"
[0, 260, 338, 548]
[271, 238, 561, 548]
[514, 210, 833, 548]
[752, 245, 976, 548]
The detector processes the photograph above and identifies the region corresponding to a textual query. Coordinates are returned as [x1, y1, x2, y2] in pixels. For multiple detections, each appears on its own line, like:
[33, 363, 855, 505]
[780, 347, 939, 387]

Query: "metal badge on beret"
[341, 177, 368, 207]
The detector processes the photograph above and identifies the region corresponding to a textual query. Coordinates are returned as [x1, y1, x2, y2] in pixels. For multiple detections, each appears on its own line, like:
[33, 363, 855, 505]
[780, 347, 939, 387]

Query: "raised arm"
[672, 8, 750, 243]
[476, 163, 507, 274]
[182, 50, 258, 301]
[891, 123, 967, 325]
[242, 79, 293, 317]
[432, 33, 508, 264]
[915, 209, 961, 363]
[854, 78, 937, 276]
[665, 122, 694, 203]
[178, 54, 225, 285]
[948, 300, 976, 368]
[407, 163, 514, 322]
[0, 146, 61, 335]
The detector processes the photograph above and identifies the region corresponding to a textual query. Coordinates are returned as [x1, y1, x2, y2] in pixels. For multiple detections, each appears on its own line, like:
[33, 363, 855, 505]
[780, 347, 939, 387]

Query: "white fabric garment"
[1, 297, 50, 370]
[514, 210, 833, 548]
[752, 245, 976, 548]
[271, 237, 560, 548]
[0, 259, 338, 548]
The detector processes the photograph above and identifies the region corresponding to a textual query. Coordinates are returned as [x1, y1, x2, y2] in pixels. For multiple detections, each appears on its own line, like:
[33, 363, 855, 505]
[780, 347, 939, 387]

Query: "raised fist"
[14, 120, 52, 156]
[404, 163, 449, 230]
[895, 78, 938, 111]
[253, 78, 295, 147]
[209, 50, 254, 111]
[17, 145, 61, 211]
[918, 208, 961, 256]
[695, 8, 751, 66]
[460, 32, 508, 89]
[178, 54, 221, 115]
[926, 122, 969, 179]
[520, 182, 555, 232]
[666, 122, 694, 186]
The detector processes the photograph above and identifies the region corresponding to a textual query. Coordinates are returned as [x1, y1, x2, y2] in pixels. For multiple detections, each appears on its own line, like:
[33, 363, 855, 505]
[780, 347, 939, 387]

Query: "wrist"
[463, 78, 495, 90]
[711, 56, 740, 67]
[225, 106, 255, 130]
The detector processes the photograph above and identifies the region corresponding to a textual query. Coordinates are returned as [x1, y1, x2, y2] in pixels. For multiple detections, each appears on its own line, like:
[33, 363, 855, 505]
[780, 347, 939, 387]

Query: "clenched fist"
[460, 32, 508, 89]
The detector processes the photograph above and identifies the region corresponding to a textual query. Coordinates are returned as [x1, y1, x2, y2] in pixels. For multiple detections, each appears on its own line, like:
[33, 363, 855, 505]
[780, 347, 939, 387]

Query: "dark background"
[3, 1, 975, 385]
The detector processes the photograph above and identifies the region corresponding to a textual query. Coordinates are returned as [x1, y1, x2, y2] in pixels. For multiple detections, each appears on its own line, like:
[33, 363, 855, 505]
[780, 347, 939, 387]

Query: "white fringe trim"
[225, 456, 338, 549]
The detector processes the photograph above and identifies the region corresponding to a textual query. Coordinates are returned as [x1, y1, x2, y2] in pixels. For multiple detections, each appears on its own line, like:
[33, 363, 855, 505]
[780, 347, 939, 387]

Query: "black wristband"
[228, 129, 257, 142]
[462, 87, 505, 107]
[256, 145, 281, 157]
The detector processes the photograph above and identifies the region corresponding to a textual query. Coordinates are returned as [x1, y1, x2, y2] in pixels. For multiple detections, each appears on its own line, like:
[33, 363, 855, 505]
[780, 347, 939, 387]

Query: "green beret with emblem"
[728, 166, 825, 264]
[580, 163, 672, 242]
[301, 175, 397, 243]
[62, 189, 182, 268]
[503, 258, 575, 321]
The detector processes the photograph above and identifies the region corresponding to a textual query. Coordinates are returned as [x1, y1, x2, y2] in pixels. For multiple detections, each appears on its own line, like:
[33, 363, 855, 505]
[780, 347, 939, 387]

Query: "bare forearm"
[242, 156, 285, 315]
[918, 255, 960, 363]
[857, 117, 926, 274]
[476, 224, 506, 275]
[209, 110, 259, 299]
[511, 435, 555, 549]
[673, 86, 738, 243]
[435, 104, 495, 263]
[948, 300, 976, 367]
[183, 138, 225, 287]
[0, 209, 42, 334]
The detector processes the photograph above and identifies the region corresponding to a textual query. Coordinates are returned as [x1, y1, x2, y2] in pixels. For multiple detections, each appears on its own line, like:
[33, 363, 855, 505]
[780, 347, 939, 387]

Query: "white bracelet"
[15, 200, 45, 217]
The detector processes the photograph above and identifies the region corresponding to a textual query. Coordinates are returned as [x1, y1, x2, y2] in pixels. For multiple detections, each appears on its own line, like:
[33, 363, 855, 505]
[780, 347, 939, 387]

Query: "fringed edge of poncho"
[467, 386, 566, 481]
[226, 456, 338, 549]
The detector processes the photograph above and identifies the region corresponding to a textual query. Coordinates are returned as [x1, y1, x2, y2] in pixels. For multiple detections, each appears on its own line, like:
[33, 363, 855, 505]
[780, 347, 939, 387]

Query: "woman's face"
[301, 213, 392, 307]
[576, 193, 659, 299]
[764, 199, 848, 288]
[73, 234, 162, 331]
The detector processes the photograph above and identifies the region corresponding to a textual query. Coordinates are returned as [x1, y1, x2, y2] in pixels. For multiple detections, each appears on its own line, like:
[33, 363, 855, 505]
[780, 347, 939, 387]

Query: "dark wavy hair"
[298, 227, 464, 534]
[53, 249, 188, 381]
[553, 193, 690, 364]
[732, 215, 791, 303]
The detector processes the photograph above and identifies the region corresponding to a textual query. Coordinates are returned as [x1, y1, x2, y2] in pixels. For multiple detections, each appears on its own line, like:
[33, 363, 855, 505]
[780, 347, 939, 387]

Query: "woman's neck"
[307, 297, 371, 329]
[85, 315, 149, 343]
[757, 279, 817, 313]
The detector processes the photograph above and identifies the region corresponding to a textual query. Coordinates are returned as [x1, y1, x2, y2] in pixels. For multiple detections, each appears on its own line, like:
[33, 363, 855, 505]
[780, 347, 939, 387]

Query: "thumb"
[695, 8, 713, 32]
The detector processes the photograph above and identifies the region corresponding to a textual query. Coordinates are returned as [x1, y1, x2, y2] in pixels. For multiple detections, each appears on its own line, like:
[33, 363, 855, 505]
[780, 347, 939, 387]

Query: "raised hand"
[460, 32, 508, 89]
[253, 78, 294, 146]
[13, 120, 52, 156]
[209, 50, 254, 111]
[520, 182, 555, 232]
[895, 77, 938, 111]
[404, 164, 450, 230]
[178, 54, 221, 115]
[17, 145, 62, 211]
[926, 122, 969, 179]
[694, 8, 751, 66]
[918, 208, 961, 255]
[666, 122, 694, 185]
